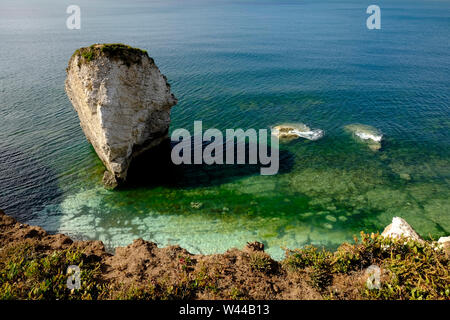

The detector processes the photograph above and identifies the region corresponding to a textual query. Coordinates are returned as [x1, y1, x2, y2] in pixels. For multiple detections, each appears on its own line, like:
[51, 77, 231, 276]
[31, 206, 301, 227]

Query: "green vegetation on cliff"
[1, 232, 448, 300]
[72, 43, 149, 67]
[284, 233, 449, 299]
[0, 244, 105, 300]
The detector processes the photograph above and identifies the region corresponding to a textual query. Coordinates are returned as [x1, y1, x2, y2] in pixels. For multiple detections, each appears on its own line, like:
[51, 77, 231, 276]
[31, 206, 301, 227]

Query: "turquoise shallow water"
[0, 0, 449, 259]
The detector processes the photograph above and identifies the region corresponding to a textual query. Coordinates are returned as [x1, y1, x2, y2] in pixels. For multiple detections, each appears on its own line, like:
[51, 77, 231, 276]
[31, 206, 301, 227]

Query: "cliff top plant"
[72, 43, 150, 67]
[0, 243, 106, 300]
[284, 232, 450, 299]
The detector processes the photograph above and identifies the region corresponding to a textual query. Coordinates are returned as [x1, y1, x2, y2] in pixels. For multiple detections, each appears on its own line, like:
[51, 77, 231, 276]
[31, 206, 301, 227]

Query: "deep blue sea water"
[0, 0, 449, 259]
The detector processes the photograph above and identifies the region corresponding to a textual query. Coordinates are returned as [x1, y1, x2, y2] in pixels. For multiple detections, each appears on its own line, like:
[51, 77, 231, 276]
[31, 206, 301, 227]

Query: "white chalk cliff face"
[65, 44, 177, 188]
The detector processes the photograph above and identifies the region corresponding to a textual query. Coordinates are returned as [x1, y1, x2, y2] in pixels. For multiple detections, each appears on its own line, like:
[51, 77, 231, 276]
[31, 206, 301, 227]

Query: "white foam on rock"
[344, 124, 383, 151]
[271, 123, 324, 141]
[355, 131, 382, 142]
[290, 128, 324, 141]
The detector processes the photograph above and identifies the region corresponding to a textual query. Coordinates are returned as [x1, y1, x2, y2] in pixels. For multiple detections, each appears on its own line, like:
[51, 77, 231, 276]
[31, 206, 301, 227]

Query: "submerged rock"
[65, 44, 177, 188]
[381, 217, 423, 242]
[344, 124, 383, 151]
[271, 123, 324, 141]
[399, 173, 411, 181]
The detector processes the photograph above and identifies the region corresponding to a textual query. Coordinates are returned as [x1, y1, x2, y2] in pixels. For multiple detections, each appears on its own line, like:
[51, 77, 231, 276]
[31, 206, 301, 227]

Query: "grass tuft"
[71, 43, 149, 67]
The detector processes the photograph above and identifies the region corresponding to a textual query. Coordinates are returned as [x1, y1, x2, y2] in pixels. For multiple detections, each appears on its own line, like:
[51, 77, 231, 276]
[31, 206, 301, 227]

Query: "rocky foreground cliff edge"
[0, 209, 448, 300]
[65, 44, 177, 188]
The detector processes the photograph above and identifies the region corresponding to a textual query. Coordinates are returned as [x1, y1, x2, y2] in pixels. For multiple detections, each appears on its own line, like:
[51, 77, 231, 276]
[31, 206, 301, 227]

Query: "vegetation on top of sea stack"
[72, 43, 150, 67]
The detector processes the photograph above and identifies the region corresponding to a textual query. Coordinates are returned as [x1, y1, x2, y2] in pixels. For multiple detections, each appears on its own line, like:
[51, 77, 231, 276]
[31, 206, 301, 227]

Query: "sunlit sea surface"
[0, 0, 449, 259]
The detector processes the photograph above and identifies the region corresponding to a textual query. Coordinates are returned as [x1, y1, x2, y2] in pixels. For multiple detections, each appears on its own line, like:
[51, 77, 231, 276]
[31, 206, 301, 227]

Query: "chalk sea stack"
[65, 44, 177, 188]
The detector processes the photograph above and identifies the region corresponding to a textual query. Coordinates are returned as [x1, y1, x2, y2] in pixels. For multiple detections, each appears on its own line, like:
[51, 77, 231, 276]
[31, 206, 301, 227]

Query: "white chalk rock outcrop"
[437, 236, 450, 251]
[381, 217, 423, 242]
[65, 44, 177, 188]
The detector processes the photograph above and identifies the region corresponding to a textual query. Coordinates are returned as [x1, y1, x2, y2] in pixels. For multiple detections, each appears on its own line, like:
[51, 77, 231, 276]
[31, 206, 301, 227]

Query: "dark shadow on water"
[0, 146, 63, 222]
[125, 137, 295, 189]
